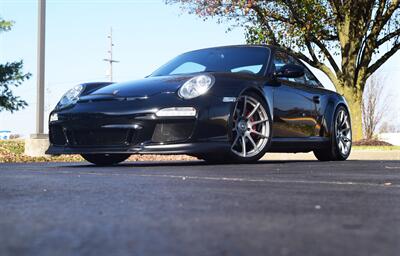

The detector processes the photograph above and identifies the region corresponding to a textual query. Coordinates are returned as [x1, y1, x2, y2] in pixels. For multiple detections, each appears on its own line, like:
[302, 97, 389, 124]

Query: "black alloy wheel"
[314, 106, 352, 161]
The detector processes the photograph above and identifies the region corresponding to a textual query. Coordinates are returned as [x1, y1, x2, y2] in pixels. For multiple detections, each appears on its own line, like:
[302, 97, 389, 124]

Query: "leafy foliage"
[0, 18, 31, 113]
[0, 19, 13, 32]
[0, 61, 31, 112]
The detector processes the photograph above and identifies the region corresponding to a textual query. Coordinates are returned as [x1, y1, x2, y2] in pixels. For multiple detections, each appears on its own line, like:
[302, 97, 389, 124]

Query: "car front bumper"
[46, 142, 231, 155]
[46, 93, 234, 155]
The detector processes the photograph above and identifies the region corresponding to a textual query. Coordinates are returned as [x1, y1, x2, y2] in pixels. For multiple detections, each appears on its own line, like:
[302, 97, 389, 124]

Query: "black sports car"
[46, 45, 352, 165]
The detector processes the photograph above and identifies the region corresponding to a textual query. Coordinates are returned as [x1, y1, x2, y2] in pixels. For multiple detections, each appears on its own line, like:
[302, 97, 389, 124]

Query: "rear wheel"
[200, 92, 272, 164]
[81, 154, 130, 166]
[314, 106, 352, 161]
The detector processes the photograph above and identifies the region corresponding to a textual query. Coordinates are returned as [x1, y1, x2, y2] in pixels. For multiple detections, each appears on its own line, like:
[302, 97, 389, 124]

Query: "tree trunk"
[338, 86, 363, 141]
[346, 96, 363, 141]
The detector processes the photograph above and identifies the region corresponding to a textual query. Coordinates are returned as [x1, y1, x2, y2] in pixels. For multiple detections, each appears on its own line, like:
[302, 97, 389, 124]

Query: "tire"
[195, 153, 232, 164]
[314, 105, 352, 161]
[81, 154, 130, 166]
[200, 92, 272, 164]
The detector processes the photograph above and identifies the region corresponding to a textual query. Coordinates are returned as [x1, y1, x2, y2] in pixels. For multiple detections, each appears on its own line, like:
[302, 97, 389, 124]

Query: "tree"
[362, 74, 390, 139]
[166, 0, 400, 140]
[379, 121, 399, 133]
[0, 18, 31, 113]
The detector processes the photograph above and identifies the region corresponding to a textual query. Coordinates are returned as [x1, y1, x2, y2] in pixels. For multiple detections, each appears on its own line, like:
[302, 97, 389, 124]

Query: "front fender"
[210, 76, 273, 119]
[80, 82, 115, 96]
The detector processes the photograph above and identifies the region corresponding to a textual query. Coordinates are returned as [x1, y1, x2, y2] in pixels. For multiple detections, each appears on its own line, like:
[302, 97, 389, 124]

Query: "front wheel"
[81, 154, 130, 166]
[314, 106, 352, 161]
[200, 92, 272, 164]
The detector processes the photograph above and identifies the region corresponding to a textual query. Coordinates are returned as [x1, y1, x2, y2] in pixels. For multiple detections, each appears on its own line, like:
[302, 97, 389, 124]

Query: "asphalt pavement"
[1, 160, 400, 256]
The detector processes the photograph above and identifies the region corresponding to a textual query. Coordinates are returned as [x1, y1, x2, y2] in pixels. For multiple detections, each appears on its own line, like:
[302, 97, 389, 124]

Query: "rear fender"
[322, 94, 349, 137]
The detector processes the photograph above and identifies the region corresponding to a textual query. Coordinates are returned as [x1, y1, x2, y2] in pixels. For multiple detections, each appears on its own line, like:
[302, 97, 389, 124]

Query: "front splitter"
[46, 142, 230, 155]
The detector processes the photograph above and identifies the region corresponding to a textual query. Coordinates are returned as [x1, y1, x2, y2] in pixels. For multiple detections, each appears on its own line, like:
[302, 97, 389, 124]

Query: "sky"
[1, 0, 399, 136]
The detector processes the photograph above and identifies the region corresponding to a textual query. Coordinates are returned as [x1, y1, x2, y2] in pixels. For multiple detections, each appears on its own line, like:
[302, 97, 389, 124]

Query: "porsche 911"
[46, 45, 352, 165]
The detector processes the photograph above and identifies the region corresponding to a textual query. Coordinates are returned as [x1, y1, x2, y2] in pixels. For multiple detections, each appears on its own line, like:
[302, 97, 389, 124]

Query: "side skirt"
[269, 137, 330, 153]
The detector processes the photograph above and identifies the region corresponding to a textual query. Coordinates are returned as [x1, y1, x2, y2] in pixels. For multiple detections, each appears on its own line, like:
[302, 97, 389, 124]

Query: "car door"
[302, 67, 330, 137]
[272, 51, 318, 138]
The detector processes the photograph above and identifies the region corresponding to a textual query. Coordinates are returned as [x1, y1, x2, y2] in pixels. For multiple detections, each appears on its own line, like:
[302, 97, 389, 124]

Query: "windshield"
[150, 46, 270, 77]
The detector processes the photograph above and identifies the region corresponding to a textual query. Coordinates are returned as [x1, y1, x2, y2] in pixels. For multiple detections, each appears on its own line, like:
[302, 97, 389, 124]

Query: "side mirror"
[274, 64, 304, 78]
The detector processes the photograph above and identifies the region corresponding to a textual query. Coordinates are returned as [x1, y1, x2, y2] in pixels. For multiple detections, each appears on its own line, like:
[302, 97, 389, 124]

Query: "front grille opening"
[152, 121, 194, 143]
[49, 125, 67, 146]
[67, 129, 133, 147]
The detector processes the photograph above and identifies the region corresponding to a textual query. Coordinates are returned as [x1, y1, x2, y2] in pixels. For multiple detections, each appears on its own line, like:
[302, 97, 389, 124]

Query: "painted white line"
[36, 171, 400, 188]
[385, 166, 400, 169]
[131, 174, 400, 188]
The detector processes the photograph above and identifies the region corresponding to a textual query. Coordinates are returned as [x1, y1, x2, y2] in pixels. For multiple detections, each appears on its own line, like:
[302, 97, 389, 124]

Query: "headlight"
[49, 113, 58, 122]
[57, 84, 84, 109]
[178, 74, 215, 99]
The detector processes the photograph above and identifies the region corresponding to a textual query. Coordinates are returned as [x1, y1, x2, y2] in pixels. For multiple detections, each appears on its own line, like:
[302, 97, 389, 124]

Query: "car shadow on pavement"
[62, 159, 322, 168]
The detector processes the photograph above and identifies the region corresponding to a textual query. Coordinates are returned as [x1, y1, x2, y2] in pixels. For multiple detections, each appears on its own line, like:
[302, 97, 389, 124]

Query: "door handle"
[313, 96, 320, 104]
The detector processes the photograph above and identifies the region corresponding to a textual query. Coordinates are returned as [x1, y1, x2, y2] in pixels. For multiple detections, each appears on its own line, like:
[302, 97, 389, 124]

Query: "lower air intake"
[49, 125, 67, 146]
[152, 122, 194, 143]
[67, 129, 131, 147]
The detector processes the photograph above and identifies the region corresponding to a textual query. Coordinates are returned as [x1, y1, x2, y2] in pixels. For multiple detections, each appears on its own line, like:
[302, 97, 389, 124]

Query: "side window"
[273, 51, 305, 84]
[304, 69, 321, 88]
[170, 62, 206, 75]
[273, 51, 291, 72]
[231, 64, 263, 74]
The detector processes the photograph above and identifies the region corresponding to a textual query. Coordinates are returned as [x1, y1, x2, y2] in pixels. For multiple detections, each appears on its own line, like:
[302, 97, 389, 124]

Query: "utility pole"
[25, 0, 48, 157]
[103, 27, 119, 82]
[36, 0, 46, 135]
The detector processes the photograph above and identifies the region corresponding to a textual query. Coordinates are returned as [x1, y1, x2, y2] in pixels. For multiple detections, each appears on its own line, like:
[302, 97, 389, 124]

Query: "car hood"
[79, 72, 259, 102]
[88, 75, 191, 98]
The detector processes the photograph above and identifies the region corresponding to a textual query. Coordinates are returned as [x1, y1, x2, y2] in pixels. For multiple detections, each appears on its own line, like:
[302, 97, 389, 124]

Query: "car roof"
[184, 44, 275, 53]
[183, 44, 295, 57]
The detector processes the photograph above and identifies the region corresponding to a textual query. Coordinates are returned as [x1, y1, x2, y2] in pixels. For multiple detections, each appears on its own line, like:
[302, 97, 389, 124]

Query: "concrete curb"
[262, 150, 400, 161]
[24, 136, 50, 157]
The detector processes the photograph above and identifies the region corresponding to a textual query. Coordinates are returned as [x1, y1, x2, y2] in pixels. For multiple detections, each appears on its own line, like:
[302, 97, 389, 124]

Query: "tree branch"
[367, 42, 400, 77]
[327, 0, 340, 14]
[305, 40, 318, 62]
[278, 45, 339, 87]
[377, 28, 400, 45]
[311, 38, 342, 76]
[252, 2, 337, 41]
[370, 0, 400, 40]
[357, 1, 399, 80]
[378, 0, 400, 31]
[281, 1, 341, 77]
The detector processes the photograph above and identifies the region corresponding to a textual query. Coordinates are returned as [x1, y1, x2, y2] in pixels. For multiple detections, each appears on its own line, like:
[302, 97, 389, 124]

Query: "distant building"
[0, 130, 11, 140]
[378, 133, 400, 146]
